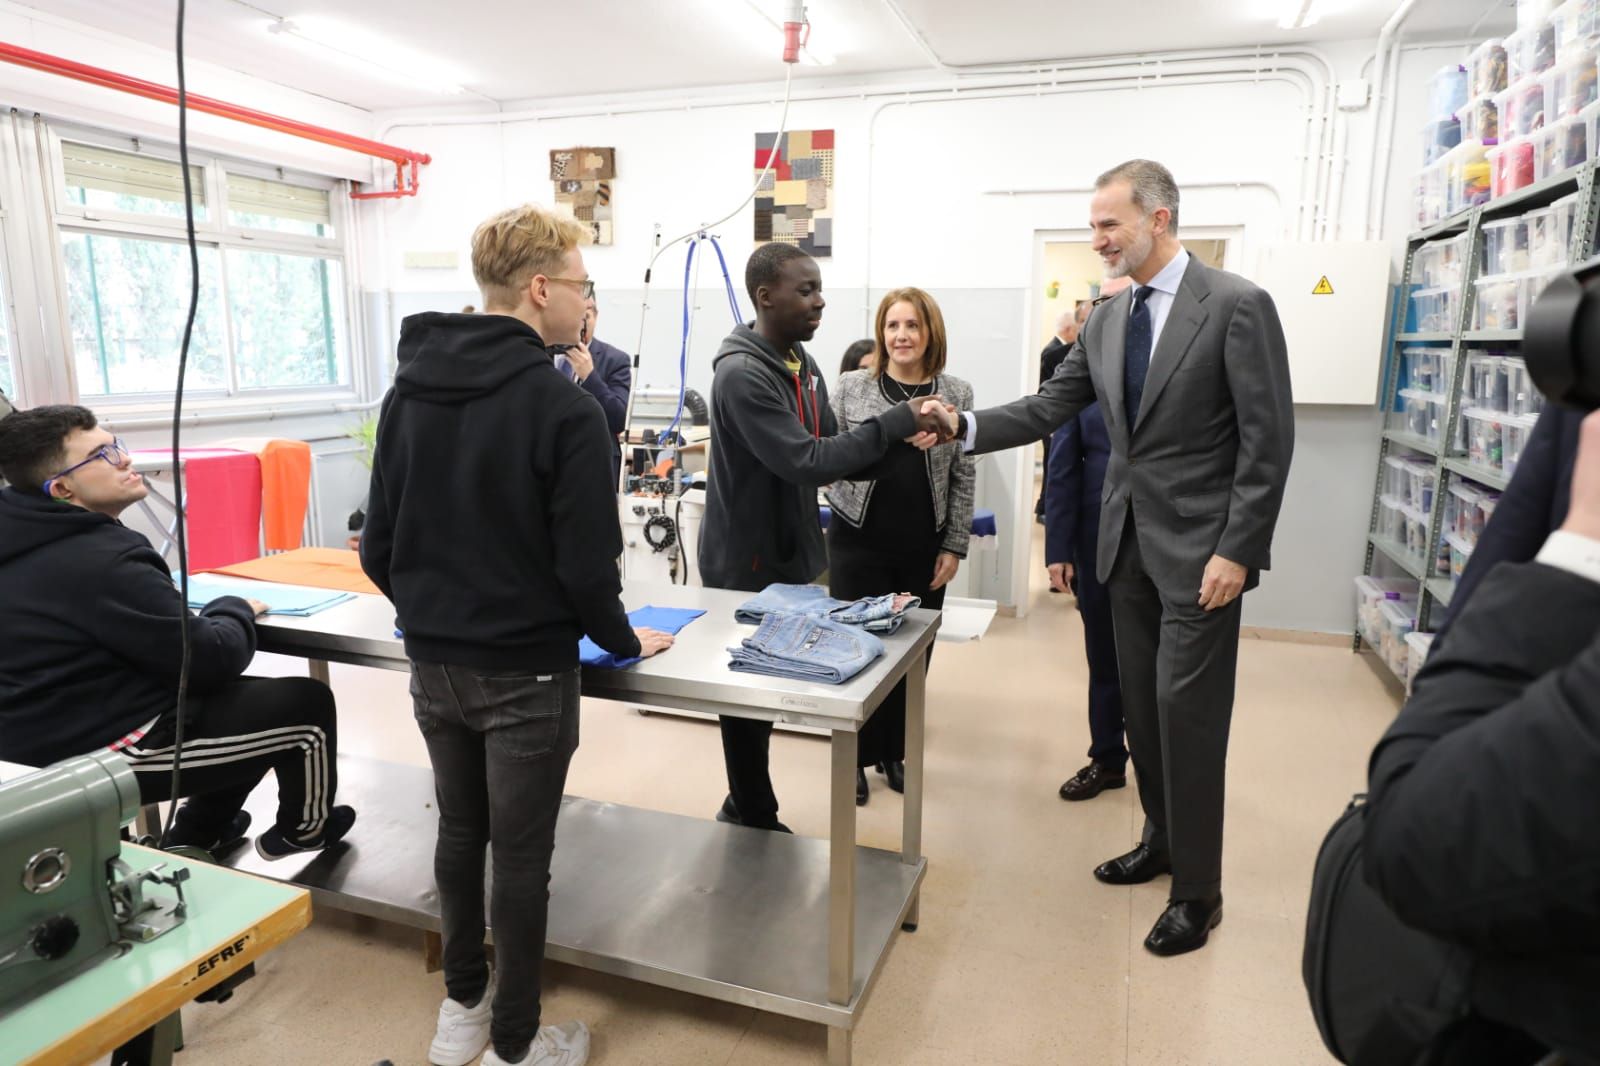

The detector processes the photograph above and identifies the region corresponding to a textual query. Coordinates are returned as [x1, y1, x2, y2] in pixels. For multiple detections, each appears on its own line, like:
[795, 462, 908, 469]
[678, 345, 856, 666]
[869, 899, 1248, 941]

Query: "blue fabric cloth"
[1124, 285, 1155, 427]
[819, 505, 996, 538]
[733, 583, 918, 634]
[578, 605, 706, 669]
[181, 573, 355, 616]
[728, 612, 884, 684]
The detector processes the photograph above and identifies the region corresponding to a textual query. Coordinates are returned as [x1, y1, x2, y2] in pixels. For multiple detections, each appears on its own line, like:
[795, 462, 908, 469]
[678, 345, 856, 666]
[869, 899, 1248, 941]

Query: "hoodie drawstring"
[792, 370, 820, 439]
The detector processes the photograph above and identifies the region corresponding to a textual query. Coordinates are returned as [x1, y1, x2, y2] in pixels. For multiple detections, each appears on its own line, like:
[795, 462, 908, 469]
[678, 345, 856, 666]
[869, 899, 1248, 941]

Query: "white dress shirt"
[1536, 530, 1600, 585]
[960, 246, 1194, 451]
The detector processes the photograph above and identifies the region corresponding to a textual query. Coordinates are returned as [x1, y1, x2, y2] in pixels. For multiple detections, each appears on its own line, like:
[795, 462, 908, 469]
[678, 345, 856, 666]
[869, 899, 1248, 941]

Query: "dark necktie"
[1124, 285, 1157, 428]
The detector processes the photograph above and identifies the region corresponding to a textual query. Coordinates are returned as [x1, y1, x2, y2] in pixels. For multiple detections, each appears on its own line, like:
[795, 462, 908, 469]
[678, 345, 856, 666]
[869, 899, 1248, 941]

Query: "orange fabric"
[203, 547, 379, 595]
[258, 439, 312, 550]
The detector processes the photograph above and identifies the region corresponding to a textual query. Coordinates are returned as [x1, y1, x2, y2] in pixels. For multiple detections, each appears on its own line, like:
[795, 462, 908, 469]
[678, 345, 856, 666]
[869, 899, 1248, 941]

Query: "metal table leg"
[828, 728, 858, 1066]
[901, 654, 926, 932]
[309, 659, 331, 686]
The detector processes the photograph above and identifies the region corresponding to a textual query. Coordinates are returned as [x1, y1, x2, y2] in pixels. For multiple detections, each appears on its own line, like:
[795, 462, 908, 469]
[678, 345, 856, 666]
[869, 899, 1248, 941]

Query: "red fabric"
[132, 449, 261, 569]
[755, 147, 779, 168]
[812, 129, 834, 149]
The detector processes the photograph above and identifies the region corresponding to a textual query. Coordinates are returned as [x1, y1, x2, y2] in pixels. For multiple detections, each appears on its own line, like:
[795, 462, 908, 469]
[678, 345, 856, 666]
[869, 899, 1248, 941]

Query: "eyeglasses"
[545, 276, 595, 300]
[42, 437, 129, 496]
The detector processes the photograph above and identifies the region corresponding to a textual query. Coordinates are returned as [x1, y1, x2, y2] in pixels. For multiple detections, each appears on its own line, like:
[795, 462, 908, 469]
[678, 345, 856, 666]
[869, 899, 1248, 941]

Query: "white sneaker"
[480, 1021, 591, 1066]
[428, 971, 496, 1066]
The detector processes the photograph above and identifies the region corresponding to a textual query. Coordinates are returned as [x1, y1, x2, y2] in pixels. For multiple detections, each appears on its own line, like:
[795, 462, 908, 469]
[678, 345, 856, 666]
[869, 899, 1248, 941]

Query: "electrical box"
[1252, 241, 1392, 405]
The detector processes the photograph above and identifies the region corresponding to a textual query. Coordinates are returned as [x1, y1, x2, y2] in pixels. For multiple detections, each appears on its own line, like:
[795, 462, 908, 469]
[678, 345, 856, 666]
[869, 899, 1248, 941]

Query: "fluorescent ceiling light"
[1274, 0, 1351, 29]
[265, 16, 474, 95]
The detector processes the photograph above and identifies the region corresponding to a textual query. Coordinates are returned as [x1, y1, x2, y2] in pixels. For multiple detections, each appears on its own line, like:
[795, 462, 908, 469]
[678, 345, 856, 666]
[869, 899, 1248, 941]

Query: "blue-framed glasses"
[42, 437, 130, 497]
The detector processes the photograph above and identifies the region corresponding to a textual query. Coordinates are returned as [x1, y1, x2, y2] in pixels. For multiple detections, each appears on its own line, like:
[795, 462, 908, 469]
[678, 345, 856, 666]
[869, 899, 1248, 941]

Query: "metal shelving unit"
[1358, 160, 1600, 662]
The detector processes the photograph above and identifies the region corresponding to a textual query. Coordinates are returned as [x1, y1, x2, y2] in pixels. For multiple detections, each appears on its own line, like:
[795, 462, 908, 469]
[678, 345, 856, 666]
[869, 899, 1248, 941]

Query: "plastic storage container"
[1534, 112, 1590, 177]
[1489, 137, 1537, 195]
[1547, 188, 1582, 259]
[1447, 140, 1496, 209]
[1411, 286, 1455, 332]
[1378, 599, 1419, 679]
[1417, 159, 1449, 225]
[1545, 48, 1599, 116]
[1423, 117, 1463, 164]
[1507, 22, 1559, 82]
[1505, 357, 1547, 415]
[1459, 93, 1501, 142]
[1497, 76, 1550, 137]
[1429, 65, 1471, 120]
[1482, 216, 1532, 274]
[1414, 232, 1471, 289]
[1462, 407, 1508, 469]
[1405, 631, 1435, 694]
[1472, 39, 1511, 96]
[1468, 352, 1511, 410]
[1444, 531, 1474, 589]
[1552, 0, 1600, 56]
[1355, 576, 1417, 647]
[1504, 412, 1541, 474]
[1472, 273, 1528, 330]
[1400, 388, 1450, 442]
[1403, 346, 1453, 392]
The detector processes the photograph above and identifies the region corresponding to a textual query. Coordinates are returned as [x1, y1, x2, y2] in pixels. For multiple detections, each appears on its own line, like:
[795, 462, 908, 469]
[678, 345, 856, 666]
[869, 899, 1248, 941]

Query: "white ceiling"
[14, 0, 1517, 113]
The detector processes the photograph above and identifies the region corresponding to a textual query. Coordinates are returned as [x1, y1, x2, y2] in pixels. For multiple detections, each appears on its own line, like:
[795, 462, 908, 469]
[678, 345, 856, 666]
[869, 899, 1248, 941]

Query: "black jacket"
[361, 311, 638, 672]
[1365, 560, 1600, 1061]
[581, 337, 632, 477]
[698, 325, 919, 593]
[0, 489, 256, 766]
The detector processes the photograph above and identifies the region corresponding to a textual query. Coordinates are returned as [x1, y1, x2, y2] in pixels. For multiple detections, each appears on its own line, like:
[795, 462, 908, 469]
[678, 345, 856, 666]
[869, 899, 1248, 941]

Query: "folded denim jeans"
[727, 612, 885, 684]
[734, 583, 920, 635]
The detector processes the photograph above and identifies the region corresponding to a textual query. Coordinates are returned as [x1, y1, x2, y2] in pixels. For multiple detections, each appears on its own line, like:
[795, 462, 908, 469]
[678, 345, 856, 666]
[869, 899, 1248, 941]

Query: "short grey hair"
[1096, 159, 1179, 234]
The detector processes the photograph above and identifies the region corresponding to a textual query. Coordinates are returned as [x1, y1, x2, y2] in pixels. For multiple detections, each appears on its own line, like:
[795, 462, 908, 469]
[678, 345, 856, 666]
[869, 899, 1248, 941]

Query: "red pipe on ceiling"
[0, 39, 431, 199]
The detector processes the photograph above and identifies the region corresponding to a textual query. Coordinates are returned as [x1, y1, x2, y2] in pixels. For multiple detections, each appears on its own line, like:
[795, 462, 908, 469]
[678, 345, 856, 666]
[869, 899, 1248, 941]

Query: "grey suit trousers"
[1109, 515, 1242, 900]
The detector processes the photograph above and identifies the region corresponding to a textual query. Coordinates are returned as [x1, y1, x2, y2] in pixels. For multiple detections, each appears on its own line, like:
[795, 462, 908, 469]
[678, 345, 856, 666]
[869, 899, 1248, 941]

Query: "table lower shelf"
[221, 755, 923, 1028]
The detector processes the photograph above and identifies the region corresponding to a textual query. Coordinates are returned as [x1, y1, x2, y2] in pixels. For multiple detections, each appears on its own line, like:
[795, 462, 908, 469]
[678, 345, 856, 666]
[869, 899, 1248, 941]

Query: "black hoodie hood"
[712, 324, 814, 385]
[0, 487, 118, 567]
[394, 311, 554, 404]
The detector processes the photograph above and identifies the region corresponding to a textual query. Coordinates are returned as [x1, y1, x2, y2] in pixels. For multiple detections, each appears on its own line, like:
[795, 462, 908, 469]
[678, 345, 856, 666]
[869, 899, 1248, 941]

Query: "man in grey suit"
[920, 159, 1294, 956]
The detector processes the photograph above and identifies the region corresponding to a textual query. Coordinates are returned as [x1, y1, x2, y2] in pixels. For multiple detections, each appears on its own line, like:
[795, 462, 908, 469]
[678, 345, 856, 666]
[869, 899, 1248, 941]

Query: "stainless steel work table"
[225, 581, 937, 1065]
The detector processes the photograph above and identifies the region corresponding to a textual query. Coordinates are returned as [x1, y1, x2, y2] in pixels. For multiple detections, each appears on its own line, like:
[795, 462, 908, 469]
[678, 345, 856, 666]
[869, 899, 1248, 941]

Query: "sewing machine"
[0, 751, 190, 1015]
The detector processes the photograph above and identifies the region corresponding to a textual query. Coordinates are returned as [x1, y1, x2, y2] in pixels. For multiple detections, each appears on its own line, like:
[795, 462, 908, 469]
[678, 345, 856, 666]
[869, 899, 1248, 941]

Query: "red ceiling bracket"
[0, 39, 431, 200]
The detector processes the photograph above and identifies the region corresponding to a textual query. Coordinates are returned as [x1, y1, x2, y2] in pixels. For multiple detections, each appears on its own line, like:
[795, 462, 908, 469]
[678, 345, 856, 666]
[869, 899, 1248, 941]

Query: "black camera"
[1525, 255, 1600, 411]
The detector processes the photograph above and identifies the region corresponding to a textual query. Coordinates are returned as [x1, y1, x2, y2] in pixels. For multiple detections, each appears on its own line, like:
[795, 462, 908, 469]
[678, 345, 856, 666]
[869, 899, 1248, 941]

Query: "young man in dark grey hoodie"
[699, 243, 945, 831]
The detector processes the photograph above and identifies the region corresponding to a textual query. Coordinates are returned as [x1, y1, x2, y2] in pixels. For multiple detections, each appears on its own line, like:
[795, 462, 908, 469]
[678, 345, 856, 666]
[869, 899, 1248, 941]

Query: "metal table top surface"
[254, 581, 940, 730]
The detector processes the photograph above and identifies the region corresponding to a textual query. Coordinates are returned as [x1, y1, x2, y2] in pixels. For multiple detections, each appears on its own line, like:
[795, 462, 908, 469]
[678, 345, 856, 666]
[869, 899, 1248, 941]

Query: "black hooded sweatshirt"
[360, 311, 638, 671]
[698, 325, 920, 592]
[0, 489, 256, 766]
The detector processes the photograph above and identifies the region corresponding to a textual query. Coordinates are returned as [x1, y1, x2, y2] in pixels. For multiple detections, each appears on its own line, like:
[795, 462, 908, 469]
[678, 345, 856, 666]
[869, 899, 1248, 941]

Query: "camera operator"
[1363, 408, 1600, 1063]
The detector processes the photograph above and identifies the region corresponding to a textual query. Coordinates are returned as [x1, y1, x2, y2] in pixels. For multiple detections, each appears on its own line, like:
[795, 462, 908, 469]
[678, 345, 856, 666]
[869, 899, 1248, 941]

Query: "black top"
[832, 376, 940, 556]
[699, 325, 919, 593]
[0, 489, 257, 766]
[361, 311, 639, 672]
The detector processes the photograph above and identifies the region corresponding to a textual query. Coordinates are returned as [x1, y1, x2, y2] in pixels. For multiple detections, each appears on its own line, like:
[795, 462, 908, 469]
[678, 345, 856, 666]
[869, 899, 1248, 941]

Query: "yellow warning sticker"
[1312, 275, 1335, 295]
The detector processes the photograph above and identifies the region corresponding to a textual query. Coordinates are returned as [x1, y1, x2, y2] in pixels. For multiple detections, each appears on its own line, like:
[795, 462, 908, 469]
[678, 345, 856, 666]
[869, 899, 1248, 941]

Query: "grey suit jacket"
[973, 256, 1294, 593]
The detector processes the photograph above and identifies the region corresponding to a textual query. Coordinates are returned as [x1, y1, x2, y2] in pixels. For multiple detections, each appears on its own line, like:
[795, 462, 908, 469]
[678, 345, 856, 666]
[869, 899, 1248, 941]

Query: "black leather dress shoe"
[715, 795, 794, 834]
[1058, 762, 1127, 801]
[1144, 896, 1223, 956]
[1093, 843, 1172, 885]
[876, 761, 905, 793]
[856, 769, 869, 806]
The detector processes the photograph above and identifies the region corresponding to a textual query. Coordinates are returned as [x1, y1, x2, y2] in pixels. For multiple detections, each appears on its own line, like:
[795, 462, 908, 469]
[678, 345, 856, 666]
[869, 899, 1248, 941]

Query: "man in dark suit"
[569, 295, 634, 481]
[920, 159, 1295, 955]
[1434, 404, 1582, 642]
[1045, 276, 1131, 802]
[1035, 308, 1083, 519]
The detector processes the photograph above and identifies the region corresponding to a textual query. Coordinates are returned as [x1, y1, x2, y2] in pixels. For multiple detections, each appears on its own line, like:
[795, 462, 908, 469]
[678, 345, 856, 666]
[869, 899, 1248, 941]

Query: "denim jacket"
[825, 369, 977, 557]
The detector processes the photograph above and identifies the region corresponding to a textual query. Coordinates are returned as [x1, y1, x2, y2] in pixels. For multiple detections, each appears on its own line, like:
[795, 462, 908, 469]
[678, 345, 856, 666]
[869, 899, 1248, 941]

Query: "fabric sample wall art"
[551, 147, 616, 245]
[754, 129, 833, 257]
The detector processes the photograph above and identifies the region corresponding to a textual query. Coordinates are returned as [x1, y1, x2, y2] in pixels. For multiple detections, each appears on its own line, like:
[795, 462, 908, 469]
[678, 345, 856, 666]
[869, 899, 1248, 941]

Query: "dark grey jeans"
[409, 661, 580, 1060]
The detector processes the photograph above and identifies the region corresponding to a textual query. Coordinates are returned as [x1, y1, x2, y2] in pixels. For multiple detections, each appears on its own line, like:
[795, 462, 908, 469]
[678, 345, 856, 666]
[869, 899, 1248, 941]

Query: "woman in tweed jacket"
[826, 287, 975, 805]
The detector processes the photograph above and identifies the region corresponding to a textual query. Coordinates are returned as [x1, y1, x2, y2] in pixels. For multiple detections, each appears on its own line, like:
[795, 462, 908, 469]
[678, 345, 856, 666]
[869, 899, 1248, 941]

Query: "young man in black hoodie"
[0, 405, 353, 859]
[699, 243, 945, 832]
[361, 203, 671, 1066]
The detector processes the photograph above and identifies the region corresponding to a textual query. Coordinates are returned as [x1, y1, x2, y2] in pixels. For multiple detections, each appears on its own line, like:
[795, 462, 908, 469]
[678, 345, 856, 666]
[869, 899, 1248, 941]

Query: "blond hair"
[874, 287, 948, 379]
[471, 204, 591, 310]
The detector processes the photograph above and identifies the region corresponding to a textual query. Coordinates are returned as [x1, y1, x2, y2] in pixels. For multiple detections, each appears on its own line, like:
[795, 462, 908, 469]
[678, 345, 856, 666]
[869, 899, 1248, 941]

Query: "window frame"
[44, 123, 360, 412]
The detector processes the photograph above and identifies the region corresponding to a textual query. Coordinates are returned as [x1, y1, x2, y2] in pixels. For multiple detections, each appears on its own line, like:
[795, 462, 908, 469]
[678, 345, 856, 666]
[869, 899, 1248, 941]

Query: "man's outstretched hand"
[906, 397, 960, 449]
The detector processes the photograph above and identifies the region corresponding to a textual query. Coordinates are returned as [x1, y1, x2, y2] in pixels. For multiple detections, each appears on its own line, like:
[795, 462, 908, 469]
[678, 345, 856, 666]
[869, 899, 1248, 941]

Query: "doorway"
[1035, 237, 1229, 352]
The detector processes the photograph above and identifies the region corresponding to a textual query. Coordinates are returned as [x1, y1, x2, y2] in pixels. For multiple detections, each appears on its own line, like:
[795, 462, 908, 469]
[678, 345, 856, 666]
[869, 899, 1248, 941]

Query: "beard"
[1104, 225, 1154, 280]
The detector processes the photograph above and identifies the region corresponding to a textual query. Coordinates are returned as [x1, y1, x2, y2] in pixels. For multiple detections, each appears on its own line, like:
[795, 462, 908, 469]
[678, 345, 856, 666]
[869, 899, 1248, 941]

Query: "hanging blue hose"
[708, 235, 743, 325]
[663, 234, 745, 444]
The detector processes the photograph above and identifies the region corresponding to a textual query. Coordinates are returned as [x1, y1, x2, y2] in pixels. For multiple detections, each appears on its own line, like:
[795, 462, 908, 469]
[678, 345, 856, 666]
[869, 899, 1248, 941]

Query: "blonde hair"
[873, 287, 948, 379]
[471, 204, 591, 310]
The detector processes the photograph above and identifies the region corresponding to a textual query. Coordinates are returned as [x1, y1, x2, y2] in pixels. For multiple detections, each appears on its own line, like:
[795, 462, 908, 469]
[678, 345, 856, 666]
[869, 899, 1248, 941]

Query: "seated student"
[0, 405, 353, 859]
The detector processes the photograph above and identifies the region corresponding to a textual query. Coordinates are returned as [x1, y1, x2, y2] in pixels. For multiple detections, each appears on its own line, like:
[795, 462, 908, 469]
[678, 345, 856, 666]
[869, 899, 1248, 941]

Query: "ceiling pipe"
[1363, 0, 1424, 238]
[0, 39, 431, 199]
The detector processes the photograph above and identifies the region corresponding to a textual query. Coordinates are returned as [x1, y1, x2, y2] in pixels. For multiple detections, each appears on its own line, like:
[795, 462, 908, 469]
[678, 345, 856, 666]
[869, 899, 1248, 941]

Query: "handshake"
[904, 397, 961, 450]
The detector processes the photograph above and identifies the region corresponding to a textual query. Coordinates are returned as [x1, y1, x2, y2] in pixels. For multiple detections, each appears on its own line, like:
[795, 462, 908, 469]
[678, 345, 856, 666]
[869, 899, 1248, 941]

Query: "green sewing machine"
[0, 751, 190, 1014]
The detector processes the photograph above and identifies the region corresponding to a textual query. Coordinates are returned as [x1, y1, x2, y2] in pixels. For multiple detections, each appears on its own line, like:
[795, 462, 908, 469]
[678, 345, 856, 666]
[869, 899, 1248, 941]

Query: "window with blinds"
[227, 174, 333, 238]
[61, 142, 205, 221]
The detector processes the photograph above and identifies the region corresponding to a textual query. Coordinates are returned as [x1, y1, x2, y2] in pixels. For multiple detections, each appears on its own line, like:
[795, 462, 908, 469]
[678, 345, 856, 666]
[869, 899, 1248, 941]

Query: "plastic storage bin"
[1504, 413, 1541, 474]
[1459, 93, 1501, 142]
[1482, 216, 1532, 274]
[1472, 273, 1528, 330]
[1399, 388, 1450, 442]
[1378, 599, 1418, 679]
[1355, 576, 1417, 647]
[1447, 140, 1495, 209]
[1507, 22, 1559, 82]
[1472, 39, 1511, 96]
[1403, 346, 1453, 392]
[1497, 76, 1549, 137]
[1405, 631, 1435, 693]
[1462, 407, 1508, 469]
[1505, 357, 1546, 415]
[1429, 65, 1471, 120]
[1444, 531, 1474, 589]
[1489, 137, 1537, 195]
[1410, 285, 1456, 332]
[1552, 0, 1600, 56]
[1414, 232, 1471, 289]
[1547, 188, 1581, 259]
[1468, 353, 1511, 410]
[1416, 159, 1449, 225]
[1534, 112, 1590, 176]
[1423, 117, 1463, 164]
[1544, 48, 1598, 116]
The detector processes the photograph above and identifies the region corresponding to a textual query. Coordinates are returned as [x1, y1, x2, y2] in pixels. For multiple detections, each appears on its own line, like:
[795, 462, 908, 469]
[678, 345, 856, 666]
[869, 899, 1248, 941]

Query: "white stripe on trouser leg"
[122, 725, 330, 835]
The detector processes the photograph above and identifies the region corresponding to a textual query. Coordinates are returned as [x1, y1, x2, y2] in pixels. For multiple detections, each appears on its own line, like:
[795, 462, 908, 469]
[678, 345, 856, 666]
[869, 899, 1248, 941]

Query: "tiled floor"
[176, 528, 1400, 1065]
